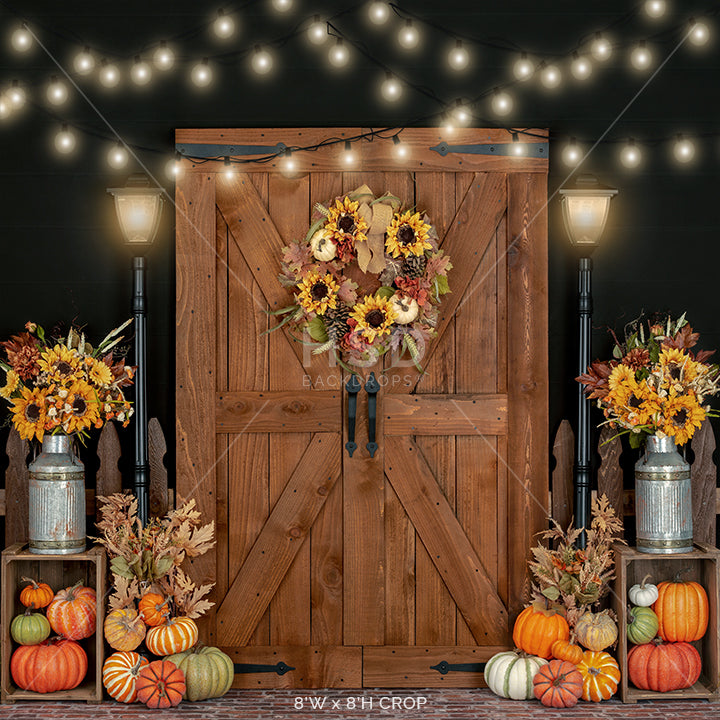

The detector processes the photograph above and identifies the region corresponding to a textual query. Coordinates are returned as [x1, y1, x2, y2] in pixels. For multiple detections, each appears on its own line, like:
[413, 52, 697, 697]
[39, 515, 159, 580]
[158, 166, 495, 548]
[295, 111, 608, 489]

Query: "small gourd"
[390, 294, 419, 325]
[484, 650, 548, 700]
[11, 608, 51, 646]
[575, 610, 618, 652]
[310, 229, 337, 262]
[628, 574, 659, 607]
[626, 605, 659, 646]
[19, 577, 54, 609]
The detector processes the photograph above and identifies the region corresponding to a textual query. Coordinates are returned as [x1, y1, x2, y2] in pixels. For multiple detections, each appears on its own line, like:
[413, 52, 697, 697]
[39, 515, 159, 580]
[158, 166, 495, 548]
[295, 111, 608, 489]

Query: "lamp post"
[559, 174, 617, 547]
[107, 174, 164, 526]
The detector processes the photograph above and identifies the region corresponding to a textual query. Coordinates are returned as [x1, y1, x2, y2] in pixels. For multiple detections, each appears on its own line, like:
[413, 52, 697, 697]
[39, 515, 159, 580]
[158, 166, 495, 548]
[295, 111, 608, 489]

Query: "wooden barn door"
[175, 128, 549, 688]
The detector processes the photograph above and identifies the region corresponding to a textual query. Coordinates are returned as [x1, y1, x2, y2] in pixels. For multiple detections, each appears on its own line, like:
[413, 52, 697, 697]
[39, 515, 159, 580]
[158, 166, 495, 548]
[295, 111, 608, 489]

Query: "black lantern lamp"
[107, 174, 164, 526]
[559, 174, 617, 547]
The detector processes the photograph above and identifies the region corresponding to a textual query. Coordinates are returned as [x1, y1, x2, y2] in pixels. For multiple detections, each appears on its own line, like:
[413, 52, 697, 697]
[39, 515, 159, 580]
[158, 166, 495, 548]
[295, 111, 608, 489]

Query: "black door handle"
[345, 374, 361, 457]
[365, 372, 380, 458]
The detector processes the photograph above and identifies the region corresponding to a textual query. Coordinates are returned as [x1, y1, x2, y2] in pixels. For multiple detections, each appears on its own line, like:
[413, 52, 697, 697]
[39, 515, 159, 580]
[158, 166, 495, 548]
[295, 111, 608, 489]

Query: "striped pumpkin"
[484, 651, 548, 700]
[46, 582, 96, 640]
[577, 650, 620, 702]
[145, 616, 198, 656]
[104, 608, 146, 652]
[103, 651, 150, 703]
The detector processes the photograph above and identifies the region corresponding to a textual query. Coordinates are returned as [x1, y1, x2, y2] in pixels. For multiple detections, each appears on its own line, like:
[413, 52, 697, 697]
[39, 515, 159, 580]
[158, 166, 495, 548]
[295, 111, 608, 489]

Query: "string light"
[590, 33, 613, 62]
[561, 137, 582, 167]
[11, 26, 33, 53]
[511, 133, 525, 156]
[490, 88, 513, 116]
[54, 124, 76, 155]
[73, 47, 95, 75]
[620, 138, 642, 168]
[630, 42, 653, 70]
[153, 42, 175, 70]
[688, 19, 710, 47]
[644, 0, 667, 19]
[452, 99, 472, 126]
[191, 58, 213, 87]
[223, 156, 235, 179]
[539, 62, 562, 89]
[280, 149, 297, 175]
[447, 40, 469, 71]
[513, 52, 534, 81]
[368, 1, 390, 25]
[380, 72, 402, 102]
[571, 52, 592, 80]
[107, 142, 129, 169]
[672, 134, 695, 164]
[392, 134, 409, 160]
[7, 81, 26, 110]
[342, 140, 356, 166]
[398, 20, 420, 50]
[130, 56, 152, 85]
[165, 156, 183, 181]
[99, 59, 121, 88]
[307, 16, 327, 45]
[251, 45, 274, 74]
[441, 112, 455, 134]
[328, 38, 350, 68]
[46, 76, 69, 106]
[272, 0, 293, 12]
[213, 9, 236, 39]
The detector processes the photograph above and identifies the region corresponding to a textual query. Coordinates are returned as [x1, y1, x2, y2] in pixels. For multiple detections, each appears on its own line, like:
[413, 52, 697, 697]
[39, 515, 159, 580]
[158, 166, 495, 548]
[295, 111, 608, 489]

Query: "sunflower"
[385, 211, 433, 259]
[324, 196, 369, 261]
[296, 270, 339, 316]
[658, 347, 698, 387]
[624, 382, 661, 427]
[661, 392, 705, 445]
[61, 380, 100, 435]
[350, 295, 397, 343]
[606, 364, 638, 408]
[10, 386, 48, 441]
[0, 370, 20, 399]
[38, 344, 81, 383]
[87, 357, 114, 387]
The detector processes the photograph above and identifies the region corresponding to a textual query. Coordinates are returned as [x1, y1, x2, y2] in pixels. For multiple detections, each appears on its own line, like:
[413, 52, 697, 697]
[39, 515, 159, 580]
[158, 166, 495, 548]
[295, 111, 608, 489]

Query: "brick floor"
[0, 689, 716, 719]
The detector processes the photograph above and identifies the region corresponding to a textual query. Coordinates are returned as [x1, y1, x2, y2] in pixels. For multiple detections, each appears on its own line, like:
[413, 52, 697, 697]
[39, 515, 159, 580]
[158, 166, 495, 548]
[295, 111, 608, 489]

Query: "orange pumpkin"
[19, 576, 54, 609]
[653, 577, 709, 642]
[512, 604, 570, 660]
[138, 593, 170, 627]
[627, 640, 701, 692]
[551, 639, 584, 665]
[11, 638, 87, 692]
[577, 650, 620, 702]
[533, 659, 584, 708]
[145, 616, 198, 656]
[46, 581, 96, 640]
[103, 651, 150, 703]
[136, 660, 186, 709]
[104, 608, 146, 652]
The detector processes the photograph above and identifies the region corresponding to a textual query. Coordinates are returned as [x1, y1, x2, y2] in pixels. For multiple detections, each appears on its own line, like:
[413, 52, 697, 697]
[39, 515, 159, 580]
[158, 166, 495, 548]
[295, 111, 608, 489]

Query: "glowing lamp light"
[490, 88, 513, 116]
[673, 135, 696, 164]
[47, 76, 69, 106]
[223, 157, 235, 179]
[448, 40, 469, 71]
[398, 20, 419, 50]
[511, 133, 525, 156]
[559, 174, 618, 248]
[7, 81, 26, 110]
[381, 73, 402, 102]
[107, 175, 164, 246]
[307, 16, 327, 45]
[107, 143, 129, 170]
[630, 42, 653, 70]
[540, 62, 562, 89]
[130, 56, 152, 85]
[328, 39, 350, 68]
[620, 139, 642, 168]
[561, 138, 582, 167]
[272, 0, 293, 12]
[74, 47, 95, 75]
[644, 0, 667, 18]
[11, 26, 33, 53]
[280, 150, 297, 176]
[513, 52, 534, 81]
[392, 135, 409, 160]
[368, 1, 390, 25]
[54, 125, 76, 155]
[452, 99, 472, 126]
[165, 157, 183, 181]
[571, 52, 592, 80]
[99, 60, 121, 88]
[191, 58, 213, 87]
[154, 43, 175, 71]
[213, 9, 236, 39]
[688, 20, 710, 47]
[0, 96, 11, 119]
[342, 141, 356, 166]
[251, 46, 274, 75]
[590, 33, 613, 62]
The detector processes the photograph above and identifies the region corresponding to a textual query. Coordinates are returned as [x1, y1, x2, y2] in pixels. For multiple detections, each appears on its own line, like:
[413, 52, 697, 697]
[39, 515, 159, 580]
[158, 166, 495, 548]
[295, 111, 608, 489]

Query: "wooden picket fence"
[0, 419, 170, 547]
[551, 419, 718, 546]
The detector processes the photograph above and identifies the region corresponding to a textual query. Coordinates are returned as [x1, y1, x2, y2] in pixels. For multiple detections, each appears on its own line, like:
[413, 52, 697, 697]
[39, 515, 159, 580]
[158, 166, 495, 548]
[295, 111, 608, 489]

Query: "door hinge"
[430, 660, 486, 675]
[234, 661, 295, 675]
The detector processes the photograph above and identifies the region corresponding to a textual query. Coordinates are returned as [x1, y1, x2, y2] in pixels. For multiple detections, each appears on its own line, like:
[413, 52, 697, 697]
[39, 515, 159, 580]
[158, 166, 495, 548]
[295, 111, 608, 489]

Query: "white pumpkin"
[628, 574, 659, 607]
[484, 651, 547, 700]
[310, 229, 337, 261]
[390, 294, 419, 324]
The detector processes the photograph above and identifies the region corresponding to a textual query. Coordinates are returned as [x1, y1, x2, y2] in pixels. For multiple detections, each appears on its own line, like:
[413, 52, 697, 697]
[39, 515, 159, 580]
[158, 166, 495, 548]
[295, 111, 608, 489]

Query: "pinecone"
[402, 253, 426, 279]
[324, 305, 352, 344]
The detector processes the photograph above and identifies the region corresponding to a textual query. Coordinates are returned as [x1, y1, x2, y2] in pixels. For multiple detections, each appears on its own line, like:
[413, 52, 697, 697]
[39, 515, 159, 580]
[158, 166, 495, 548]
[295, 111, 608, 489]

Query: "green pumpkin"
[11, 609, 51, 645]
[164, 646, 234, 701]
[627, 605, 659, 645]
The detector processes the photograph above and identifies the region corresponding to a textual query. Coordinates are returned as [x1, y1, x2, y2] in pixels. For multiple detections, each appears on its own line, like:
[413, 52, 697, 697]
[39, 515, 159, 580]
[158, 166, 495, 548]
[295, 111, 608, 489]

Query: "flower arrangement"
[577, 313, 720, 448]
[275, 185, 452, 369]
[0, 320, 135, 442]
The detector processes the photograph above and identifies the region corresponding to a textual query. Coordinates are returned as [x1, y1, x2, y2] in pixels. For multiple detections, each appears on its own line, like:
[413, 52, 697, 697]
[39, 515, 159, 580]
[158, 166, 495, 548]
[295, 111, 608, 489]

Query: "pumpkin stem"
[20, 576, 40, 589]
[673, 567, 693, 583]
[639, 574, 653, 588]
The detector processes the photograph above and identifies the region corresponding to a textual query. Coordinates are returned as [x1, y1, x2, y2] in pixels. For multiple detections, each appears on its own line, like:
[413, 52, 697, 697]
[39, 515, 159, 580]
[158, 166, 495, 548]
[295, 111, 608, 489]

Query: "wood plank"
[175, 170, 218, 645]
[148, 418, 169, 518]
[95, 423, 122, 523]
[176, 127, 549, 174]
[506, 172, 549, 619]
[216, 433, 341, 646]
[691, 419, 717, 546]
[224, 646, 362, 689]
[216, 391, 341, 433]
[597, 425, 623, 524]
[5, 429, 28, 546]
[385, 436, 509, 645]
[551, 420, 574, 530]
[363, 646, 506, 688]
[383, 395, 507, 436]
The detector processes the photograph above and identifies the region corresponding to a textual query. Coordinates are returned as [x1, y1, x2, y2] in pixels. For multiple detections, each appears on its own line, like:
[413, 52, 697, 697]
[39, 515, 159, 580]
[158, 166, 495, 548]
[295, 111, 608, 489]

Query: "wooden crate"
[612, 542, 720, 703]
[1, 543, 106, 704]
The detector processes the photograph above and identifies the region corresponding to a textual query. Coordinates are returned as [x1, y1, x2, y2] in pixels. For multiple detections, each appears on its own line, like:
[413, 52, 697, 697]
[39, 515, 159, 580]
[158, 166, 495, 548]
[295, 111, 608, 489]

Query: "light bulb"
[447, 40, 469, 71]
[452, 100, 471, 126]
[107, 143, 129, 169]
[540, 62, 562, 89]
[74, 47, 95, 75]
[280, 151, 296, 176]
[381, 73, 402, 102]
[673, 135, 695, 164]
[0, 95, 10, 120]
[154, 43, 175, 70]
[307, 16, 327, 45]
[513, 53, 534, 81]
[630, 43, 653, 70]
[131, 56, 152, 85]
[191, 58, 213, 87]
[7, 82, 25, 109]
[571, 52, 592, 80]
[688, 20, 710, 47]
[99, 60, 121, 88]
[272, 0, 293, 11]
[590, 34, 612, 62]
[398, 20, 419, 50]
[490, 88, 513, 116]
[392, 135, 409, 161]
[511, 134, 525, 156]
[561, 138, 582, 167]
[251, 46, 273, 75]
[644, 0, 667, 18]
[11, 26, 32, 53]
[620, 139, 642, 168]
[46, 76, 69, 106]
[441, 114, 455, 134]
[223, 157, 236, 179]
[54, 125, 76, 154]
[368, 1, 390, 25]
[165, 157, 184, 181]
[213, 9, 235, 39]
[342, 141, 356, 166]
[328, 39, 349, 68]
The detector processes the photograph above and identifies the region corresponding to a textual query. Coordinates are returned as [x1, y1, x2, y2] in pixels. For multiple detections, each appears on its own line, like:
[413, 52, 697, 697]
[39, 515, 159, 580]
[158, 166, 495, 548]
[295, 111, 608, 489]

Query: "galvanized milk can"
[634, 434, 692, 554]
[28, 433, 85, 554]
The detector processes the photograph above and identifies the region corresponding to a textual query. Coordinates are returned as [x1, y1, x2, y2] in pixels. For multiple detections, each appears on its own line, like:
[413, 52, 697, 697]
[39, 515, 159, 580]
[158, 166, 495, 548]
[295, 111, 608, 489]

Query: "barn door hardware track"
[345, 374, 361, 457]
[233, 662, 295, 675]
[430, 141, 548, 158]
[430, 661, 486, 675]
[364, 372, 380, 457]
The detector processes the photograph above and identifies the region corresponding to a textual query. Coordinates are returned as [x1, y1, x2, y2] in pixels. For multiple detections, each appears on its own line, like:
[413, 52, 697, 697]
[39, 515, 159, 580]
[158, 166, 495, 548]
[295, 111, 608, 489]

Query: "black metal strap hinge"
[234, 662, 295, 676]
[431, 661, 486, 675]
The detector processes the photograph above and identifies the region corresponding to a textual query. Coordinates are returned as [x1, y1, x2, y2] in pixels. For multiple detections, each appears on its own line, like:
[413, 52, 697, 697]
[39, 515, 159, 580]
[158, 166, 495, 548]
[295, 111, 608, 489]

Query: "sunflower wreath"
[273, 184, 452, 369]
